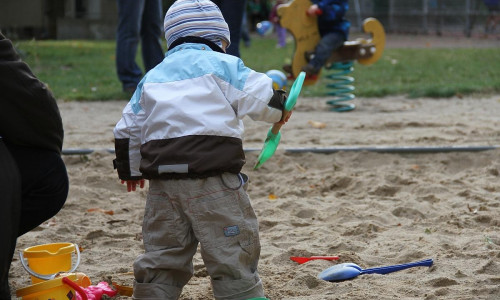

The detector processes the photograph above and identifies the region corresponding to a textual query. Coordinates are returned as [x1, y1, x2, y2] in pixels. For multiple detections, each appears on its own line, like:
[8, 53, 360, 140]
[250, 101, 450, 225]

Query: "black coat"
[0, 32, 63, 154]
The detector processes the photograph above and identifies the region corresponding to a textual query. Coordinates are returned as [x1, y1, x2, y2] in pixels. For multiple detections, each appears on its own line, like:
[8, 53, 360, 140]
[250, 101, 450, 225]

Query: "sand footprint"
[427, 277, 458, 287]
[370, 184, 400, 197]
[475, 259, 500, 275]
[392, 206, 426, 219]
[341, 223, 385, 238]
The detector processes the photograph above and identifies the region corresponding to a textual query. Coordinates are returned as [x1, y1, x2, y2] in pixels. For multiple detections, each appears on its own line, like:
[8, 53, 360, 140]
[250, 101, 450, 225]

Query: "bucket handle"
[19, 243, 81, 281]
[62, 277, 88, 300]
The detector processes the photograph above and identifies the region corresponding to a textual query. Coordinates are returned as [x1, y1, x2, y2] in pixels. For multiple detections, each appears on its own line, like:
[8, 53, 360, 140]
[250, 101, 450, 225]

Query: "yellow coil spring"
[325, 61, 355, 112]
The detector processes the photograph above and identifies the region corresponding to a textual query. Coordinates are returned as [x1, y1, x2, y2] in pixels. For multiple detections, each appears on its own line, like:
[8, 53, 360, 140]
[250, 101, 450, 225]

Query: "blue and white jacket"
[113, 37, 285, 180]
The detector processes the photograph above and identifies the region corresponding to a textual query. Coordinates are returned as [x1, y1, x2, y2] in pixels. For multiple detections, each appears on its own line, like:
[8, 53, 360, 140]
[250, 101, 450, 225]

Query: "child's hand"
[307, 4, 321, 16]
[121, 179, 145, 192]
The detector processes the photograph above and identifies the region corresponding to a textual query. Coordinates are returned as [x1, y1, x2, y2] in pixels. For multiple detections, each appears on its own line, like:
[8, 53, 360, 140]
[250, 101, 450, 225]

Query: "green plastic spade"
[254, 71, 305, 169]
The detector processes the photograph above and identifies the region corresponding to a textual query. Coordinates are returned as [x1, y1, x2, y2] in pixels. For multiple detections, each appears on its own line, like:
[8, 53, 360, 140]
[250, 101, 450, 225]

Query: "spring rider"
[278, 0, 385, 112]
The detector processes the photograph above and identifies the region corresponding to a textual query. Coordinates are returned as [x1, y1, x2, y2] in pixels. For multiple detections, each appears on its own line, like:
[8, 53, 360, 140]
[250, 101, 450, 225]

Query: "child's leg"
[189, 173, 264, 300]
[133, 180, 198, 300]
[277, 25, 287, 47]
[308, 31, 345, 71]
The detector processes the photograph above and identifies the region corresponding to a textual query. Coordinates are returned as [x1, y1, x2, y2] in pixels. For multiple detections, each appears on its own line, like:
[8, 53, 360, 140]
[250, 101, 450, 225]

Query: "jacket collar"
[168, 36, 225, 54]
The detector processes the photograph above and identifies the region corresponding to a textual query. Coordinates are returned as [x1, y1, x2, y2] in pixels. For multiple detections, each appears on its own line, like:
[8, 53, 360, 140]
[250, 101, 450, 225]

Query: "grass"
[15, 39, 124, 101]
[242, 38, 500, 98]
[14, 36, 500, 101]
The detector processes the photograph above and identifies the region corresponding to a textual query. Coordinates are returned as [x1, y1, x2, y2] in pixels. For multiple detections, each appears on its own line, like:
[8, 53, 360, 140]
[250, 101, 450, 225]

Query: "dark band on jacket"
[137, 135, 245, 179]
[114, 138, 143, 181]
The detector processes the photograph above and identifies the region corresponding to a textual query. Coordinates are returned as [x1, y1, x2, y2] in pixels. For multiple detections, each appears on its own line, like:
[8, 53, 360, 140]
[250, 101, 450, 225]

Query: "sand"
[8, 27, 500, 300]
[8, 93, 500, 299]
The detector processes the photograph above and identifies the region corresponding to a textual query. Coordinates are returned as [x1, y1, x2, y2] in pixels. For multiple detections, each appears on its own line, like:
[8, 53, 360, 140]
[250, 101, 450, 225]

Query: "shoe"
[282, 64, 292, 75]
[301, 63, 320, 76]
[304, 51, 315, 62]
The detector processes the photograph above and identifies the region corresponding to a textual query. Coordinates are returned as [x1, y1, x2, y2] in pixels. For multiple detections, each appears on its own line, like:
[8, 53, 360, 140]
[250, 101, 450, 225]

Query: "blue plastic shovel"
[254, 71, 306, 169]
[319, 258, 433, 282]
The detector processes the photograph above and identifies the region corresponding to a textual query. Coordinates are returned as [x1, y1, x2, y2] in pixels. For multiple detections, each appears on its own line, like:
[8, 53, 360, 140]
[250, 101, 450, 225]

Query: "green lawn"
[14, 36, 500, 101]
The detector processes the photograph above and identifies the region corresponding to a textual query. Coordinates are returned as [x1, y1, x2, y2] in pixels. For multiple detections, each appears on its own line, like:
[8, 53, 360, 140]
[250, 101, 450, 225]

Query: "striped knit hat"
[164, 0, 231, 49]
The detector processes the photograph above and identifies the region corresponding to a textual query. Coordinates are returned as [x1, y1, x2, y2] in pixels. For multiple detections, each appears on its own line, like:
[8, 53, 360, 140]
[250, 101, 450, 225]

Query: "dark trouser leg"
[212, 0, 246, 57]
[0, 140, 21, 299]
[309, 32, 345, 71]
[6, 144, 69, 236]
[116, 0, 145, 90]
[140, 0, 164, 72]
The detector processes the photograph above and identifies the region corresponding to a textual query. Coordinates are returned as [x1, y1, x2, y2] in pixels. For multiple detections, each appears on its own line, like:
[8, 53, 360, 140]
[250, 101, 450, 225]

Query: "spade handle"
[361, 259, 433, 275]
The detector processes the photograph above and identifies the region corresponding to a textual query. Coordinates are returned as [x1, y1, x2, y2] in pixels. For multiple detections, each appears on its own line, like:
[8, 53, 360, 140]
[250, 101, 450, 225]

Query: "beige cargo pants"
[132, 173, 264, 300]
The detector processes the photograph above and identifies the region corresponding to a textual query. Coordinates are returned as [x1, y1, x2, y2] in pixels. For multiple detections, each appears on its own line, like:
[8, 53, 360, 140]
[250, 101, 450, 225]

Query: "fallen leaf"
[308, 120, 326, 129]
[87, 208, 114, 215]
[295, 163, 307, 172]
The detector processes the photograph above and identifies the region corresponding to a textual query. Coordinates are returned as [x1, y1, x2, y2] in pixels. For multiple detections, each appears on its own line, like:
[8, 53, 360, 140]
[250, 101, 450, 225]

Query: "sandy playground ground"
[8, 34, 500, 299]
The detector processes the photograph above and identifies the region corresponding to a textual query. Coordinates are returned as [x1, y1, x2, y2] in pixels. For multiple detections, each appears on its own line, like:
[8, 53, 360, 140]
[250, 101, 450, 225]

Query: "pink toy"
[62, 277, 117, 300]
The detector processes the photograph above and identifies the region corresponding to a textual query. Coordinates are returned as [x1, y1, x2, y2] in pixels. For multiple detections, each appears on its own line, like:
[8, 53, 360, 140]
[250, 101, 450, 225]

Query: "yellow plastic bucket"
[20, 243, 80, 284]
[16, 274, 85, 300]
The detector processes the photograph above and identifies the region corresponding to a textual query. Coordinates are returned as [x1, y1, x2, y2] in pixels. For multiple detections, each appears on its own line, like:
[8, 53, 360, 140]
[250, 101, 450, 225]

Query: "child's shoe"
[304, 50, 315, 62]
[301, 63, 320, 76]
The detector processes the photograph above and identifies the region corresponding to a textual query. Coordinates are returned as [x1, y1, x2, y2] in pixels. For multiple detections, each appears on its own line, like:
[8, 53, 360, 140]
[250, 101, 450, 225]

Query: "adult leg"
[6, 145, 68, 236]
[212, 0, 247, 57]
[0, 140, 21, 299]
[116, 0, 145, 91]
[241, 10, 251, 47]
[140, 0, 164, 72]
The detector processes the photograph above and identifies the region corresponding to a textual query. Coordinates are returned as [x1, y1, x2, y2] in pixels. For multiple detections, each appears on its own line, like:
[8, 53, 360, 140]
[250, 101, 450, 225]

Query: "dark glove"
[269, 89, 288, 110]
